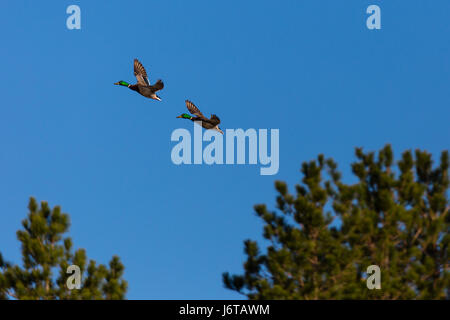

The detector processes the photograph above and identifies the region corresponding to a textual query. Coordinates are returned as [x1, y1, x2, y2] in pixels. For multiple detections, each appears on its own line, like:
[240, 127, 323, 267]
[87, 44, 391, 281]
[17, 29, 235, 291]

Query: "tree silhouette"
[223, 145, 449, 299]
[0, 197, 127, 299]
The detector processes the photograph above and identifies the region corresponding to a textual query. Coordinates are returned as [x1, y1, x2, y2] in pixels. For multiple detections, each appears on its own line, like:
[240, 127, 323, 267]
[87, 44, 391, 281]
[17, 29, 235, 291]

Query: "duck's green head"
[114, 80, 129, 87]
[176, 113, 192, 119]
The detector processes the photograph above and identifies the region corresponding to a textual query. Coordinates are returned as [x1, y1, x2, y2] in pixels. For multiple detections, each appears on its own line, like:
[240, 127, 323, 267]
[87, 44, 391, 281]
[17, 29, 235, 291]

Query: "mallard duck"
[177, 100, 223, 134]
[114, 59, 164, 101]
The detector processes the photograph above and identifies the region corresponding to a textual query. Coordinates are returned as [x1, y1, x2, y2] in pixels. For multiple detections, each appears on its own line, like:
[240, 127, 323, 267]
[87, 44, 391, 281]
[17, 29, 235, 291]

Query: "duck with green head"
[114, 59, 164, 101]
[177, 100, 223, 134]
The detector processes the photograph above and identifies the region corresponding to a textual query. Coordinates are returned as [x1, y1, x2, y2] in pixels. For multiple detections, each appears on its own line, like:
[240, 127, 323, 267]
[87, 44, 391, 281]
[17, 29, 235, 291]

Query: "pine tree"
[0, 197, 127, 300]
[223, 145, 449, 299]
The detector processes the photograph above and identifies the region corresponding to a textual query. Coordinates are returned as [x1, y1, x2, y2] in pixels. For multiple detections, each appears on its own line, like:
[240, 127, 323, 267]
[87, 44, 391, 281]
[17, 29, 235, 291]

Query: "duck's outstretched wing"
[150, 79, 164, 92]
[209, 114, 221, 126]
[185, 100, 207, 120]
[134, 59, 150, 86]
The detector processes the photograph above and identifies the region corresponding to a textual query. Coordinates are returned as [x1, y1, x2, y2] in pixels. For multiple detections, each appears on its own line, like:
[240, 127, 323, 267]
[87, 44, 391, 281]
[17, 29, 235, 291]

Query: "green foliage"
[223, 145, 449, 299]
[0, 198, 127, 300]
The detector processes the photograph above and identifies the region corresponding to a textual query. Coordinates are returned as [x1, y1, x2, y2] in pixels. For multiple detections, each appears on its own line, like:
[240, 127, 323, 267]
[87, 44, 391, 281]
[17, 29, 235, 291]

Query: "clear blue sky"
[0, 1, 449, 299]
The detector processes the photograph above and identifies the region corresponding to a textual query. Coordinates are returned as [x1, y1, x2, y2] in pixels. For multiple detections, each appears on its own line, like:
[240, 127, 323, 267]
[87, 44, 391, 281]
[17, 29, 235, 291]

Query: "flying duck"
[114, 59, 164, 101]
[177, 100, 223, 134]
